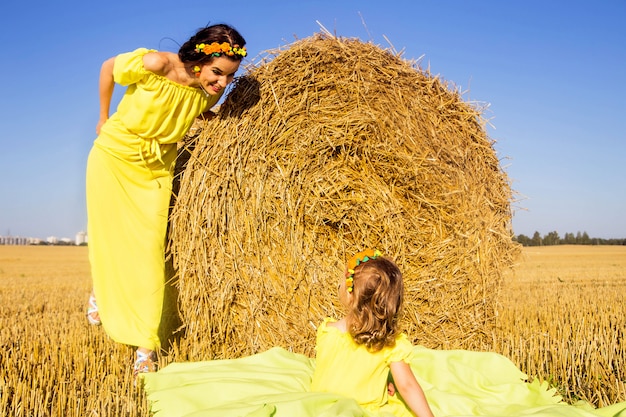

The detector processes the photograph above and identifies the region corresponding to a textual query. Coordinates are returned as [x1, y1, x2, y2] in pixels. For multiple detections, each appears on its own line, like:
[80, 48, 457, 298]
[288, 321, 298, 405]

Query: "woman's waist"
[98, 114, 180, 144]
[94, 120, 177, 167]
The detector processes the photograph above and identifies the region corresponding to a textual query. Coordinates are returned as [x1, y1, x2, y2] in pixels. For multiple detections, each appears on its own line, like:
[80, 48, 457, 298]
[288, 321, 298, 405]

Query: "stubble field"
[0, 244, 624, 416]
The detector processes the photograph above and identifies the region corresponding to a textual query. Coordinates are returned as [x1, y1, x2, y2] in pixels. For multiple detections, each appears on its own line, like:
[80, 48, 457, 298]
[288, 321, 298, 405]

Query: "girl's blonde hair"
[347, 257, 404, 352]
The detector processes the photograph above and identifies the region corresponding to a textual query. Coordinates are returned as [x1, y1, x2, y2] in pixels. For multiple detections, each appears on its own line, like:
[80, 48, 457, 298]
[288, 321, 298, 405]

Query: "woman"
[85, 23, 247, 375]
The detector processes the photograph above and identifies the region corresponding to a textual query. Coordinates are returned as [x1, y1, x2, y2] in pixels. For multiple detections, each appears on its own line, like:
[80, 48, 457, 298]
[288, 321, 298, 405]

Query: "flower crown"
[345, 249, 383, 293]
[195, 42, 247, 58]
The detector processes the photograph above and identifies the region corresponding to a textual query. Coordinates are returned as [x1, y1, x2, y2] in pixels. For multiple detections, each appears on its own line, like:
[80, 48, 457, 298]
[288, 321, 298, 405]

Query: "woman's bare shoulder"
[142, 51, 175, 76]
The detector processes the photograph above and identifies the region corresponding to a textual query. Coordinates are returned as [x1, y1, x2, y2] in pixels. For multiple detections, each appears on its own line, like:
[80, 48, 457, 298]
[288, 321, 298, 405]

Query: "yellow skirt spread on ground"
[143, 346, 626, 417]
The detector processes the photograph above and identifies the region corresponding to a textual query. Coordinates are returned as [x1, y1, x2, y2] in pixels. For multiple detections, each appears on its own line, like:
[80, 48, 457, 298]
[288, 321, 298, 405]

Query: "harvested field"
[1, 245, 624, 415]
[496, 245, 626, 406]
[0, 245, 150, 416]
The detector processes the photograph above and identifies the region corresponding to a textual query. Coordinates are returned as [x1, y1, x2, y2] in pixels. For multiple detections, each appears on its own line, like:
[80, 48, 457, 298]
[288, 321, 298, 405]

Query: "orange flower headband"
[345, 249, 382, 293]
[195, 42, 247, 58]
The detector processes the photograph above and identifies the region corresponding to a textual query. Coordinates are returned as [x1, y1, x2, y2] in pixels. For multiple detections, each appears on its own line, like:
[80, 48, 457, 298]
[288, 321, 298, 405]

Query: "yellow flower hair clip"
[345, 249, 382, 292]
[195, 42, 247, 58]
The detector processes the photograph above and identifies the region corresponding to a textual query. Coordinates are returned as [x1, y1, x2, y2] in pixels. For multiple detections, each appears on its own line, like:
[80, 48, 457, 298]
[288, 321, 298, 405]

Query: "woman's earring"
[193, 65, 201, 77]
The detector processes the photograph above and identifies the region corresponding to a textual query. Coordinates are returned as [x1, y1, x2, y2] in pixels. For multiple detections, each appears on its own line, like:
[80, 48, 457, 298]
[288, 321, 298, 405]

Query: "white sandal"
[133, 350, 158, 377]
[86, 293, 101, 326]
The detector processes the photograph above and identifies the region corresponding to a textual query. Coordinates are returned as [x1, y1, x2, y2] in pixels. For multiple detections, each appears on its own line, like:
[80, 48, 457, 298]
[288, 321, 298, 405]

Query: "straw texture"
[168, 34, 519, 360]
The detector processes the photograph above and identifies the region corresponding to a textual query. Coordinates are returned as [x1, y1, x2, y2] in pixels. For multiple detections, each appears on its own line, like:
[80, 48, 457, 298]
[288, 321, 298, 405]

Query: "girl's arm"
[389, 361, 435, 417]
[96, 57, 115, 135]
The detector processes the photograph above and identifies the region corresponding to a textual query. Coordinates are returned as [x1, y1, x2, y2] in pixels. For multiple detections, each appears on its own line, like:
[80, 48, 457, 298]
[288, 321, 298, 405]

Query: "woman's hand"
[96, 118, 108, 135]
[198, 110, 217, 121]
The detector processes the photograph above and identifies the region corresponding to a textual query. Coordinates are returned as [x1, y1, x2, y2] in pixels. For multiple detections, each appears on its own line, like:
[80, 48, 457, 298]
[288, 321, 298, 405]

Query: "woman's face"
[197, 56, 241, 96]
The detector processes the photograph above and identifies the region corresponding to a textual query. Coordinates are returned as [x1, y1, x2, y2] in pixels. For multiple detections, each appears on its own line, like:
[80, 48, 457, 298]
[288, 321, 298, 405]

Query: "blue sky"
[1, 0, 624, 240]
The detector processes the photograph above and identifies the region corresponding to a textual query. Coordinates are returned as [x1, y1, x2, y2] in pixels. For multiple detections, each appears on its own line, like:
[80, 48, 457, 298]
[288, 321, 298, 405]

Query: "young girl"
[85, 23, 247, 376]
[311, 249, 435, 417]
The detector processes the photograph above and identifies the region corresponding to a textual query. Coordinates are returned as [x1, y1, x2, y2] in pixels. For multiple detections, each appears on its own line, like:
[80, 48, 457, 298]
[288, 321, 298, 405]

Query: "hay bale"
[168, 34, 518, 360]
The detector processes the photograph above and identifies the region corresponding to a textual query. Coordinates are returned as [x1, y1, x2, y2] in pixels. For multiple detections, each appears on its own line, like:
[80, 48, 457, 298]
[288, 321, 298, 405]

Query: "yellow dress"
[86, 48, 219, 350]
[142, 324, 626, 416]
[311, 317, 415, 416]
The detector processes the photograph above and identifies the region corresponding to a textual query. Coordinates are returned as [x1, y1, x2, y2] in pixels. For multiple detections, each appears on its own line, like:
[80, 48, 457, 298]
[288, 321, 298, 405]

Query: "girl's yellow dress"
[86, 48, 219, 350]
[142, 318, 626, 417]
[311, 317, 415, 416]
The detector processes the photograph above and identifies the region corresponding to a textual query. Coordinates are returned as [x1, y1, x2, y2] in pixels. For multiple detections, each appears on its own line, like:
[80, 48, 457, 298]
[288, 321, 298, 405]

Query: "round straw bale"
[168, 34, 519, 360]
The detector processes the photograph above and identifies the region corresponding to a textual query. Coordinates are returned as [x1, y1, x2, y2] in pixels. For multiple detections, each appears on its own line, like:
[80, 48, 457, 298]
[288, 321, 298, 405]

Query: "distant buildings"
[0, 231, 87, 246]
[75, 231, 87, 245]
[0, 235, 35, 245]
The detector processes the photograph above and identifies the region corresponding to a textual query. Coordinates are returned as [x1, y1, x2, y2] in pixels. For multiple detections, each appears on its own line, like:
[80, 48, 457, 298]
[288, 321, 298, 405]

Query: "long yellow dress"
[86, 48, 219, 350]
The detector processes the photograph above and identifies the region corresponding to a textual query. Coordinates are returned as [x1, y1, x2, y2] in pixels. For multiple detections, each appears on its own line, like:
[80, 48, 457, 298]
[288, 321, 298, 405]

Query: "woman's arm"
[389, 361, 435, 417]
[96, 57, 115, 135]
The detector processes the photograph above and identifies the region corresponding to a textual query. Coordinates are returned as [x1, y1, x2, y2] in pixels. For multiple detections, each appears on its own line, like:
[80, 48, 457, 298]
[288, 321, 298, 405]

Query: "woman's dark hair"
[179, 23, 246, 64]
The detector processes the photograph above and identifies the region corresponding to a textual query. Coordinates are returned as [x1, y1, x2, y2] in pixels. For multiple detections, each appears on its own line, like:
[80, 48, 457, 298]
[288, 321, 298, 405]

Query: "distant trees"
[542, 231, 560, 246]
[513, 230, 625, 246]
[563, 233, 576, 244]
